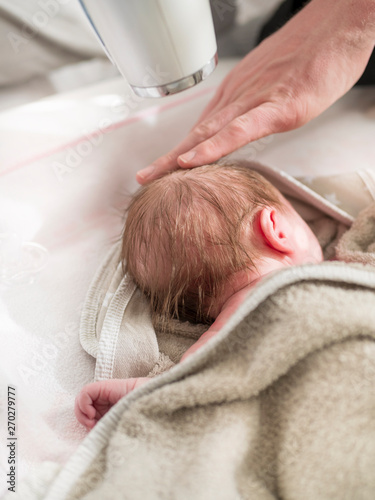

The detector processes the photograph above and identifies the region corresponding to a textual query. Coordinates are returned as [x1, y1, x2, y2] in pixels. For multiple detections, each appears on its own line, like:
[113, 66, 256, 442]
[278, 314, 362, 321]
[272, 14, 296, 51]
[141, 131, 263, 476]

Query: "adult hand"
[137, 0, 375, 184]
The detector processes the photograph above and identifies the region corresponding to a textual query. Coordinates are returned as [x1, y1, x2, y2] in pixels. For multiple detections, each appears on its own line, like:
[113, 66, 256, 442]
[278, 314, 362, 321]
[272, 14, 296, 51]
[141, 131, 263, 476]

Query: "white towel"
[80, 241, 159, 381]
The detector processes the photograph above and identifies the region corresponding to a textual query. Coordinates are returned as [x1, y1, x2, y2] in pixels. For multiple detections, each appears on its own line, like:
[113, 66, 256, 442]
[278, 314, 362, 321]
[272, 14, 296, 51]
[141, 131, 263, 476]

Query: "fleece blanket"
[7, 173, 375, 500]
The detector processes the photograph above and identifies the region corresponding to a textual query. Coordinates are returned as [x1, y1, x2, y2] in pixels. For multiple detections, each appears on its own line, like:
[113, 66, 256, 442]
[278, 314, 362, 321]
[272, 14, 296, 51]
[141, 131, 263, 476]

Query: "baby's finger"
[80, 392, 96, 418]
[177, 104, 278, 167]
[74, 393, 96, 428]
[79, 412, 96, 429]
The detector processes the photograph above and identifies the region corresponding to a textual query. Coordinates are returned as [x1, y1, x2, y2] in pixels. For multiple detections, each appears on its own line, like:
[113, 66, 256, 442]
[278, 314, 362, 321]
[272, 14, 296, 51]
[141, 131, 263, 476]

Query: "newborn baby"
[75, 162, 323, 429]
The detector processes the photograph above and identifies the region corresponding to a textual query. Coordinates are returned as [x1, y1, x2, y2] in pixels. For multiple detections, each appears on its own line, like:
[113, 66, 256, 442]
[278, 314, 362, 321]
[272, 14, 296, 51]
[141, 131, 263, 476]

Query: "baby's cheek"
[306, 227, 323, 262]
[298, 221, 323, 263]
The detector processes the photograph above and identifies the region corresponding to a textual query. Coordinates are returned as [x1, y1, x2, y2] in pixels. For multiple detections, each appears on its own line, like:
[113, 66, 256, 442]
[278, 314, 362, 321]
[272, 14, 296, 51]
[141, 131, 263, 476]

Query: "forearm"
[258, 0, 375, 94]
[292, 0, 375, 49]
[343, 0, 375, 41]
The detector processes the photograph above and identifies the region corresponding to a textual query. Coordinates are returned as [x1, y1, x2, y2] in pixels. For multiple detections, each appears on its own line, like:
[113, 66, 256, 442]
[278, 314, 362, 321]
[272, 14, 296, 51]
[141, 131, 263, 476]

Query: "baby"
[75, 162, 323, 429]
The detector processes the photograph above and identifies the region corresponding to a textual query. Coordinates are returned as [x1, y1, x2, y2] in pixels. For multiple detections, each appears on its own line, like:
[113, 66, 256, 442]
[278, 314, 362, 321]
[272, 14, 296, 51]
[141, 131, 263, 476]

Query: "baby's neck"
[212, 254, 293, 319]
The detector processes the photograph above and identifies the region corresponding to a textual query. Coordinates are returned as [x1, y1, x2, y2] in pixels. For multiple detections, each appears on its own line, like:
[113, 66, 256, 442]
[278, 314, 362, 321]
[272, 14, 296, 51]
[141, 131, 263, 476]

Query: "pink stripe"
[47, 212, 116, 251]
[1, 86, 215, 177]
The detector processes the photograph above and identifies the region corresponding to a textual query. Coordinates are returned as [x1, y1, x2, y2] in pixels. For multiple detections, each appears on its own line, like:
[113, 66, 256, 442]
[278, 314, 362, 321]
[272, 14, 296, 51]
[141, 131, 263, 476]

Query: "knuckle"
[155, 151, 178, 168]
[274, 105, 302, 132]
[266, 106, 292, 132]
[230, 115, 249, 135]
[164, 151, 178, 164]
[226, 101, 245, 118]
[198, 137, 221, 158]
[269, 85, 308, 131]
[192, 120, 216, 138]
[255, 102, 295, 134]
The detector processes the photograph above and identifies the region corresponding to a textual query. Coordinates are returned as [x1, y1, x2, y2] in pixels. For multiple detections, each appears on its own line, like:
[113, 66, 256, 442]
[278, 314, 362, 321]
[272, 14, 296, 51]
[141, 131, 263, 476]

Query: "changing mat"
[79, 160, 375, 383]
[8, 190, 375, 500]
[1, 61, 374, 496]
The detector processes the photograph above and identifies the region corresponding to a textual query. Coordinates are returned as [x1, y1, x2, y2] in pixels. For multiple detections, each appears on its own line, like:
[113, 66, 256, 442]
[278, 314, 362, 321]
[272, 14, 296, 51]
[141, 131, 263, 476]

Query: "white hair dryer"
[79, 0, 218, 98]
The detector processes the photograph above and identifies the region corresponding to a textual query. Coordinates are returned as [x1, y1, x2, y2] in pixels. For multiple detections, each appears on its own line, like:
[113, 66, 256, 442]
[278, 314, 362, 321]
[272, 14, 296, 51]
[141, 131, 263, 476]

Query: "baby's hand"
[75, 377, 149, 429]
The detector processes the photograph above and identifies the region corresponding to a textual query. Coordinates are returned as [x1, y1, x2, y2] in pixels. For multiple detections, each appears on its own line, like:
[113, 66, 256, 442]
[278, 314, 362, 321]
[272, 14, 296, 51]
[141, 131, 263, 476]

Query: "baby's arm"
[75, 377, 149, 429]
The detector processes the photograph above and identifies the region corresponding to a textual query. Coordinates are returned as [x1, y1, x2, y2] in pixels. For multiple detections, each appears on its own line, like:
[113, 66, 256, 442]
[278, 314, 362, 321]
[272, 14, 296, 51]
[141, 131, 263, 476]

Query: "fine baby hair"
[121, 162, 284, 324]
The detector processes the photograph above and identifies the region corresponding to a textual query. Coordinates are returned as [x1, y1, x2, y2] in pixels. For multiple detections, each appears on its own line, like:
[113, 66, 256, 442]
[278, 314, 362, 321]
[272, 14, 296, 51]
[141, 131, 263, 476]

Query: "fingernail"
[137, 165, 155, 180]
[179, 151, 196, 164]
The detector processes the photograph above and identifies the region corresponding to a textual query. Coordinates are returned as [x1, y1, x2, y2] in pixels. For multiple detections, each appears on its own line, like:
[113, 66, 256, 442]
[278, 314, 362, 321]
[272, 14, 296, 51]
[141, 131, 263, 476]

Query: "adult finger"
[195, 85, 226, 123]
[136, 102, 248, 184]
[177, 104, 281, 167]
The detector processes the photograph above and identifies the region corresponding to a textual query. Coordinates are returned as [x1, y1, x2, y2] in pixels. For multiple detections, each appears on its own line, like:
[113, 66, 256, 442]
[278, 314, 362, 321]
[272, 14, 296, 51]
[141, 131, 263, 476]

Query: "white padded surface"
[0, 57, 374, 493]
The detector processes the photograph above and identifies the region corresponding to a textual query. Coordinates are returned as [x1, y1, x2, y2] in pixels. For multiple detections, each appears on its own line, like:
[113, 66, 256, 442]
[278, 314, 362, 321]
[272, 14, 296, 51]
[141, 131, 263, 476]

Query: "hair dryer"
[79, 0, 218, 98]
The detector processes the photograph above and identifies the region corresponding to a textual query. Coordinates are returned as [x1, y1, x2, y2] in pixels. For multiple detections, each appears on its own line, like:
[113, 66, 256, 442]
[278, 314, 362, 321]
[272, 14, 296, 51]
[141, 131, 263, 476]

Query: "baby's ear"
[259, 207, 294, 254]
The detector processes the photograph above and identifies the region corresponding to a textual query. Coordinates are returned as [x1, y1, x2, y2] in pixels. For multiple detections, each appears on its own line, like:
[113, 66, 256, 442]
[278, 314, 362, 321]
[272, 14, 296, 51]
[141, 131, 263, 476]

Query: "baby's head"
[121, 163, 322, 324]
